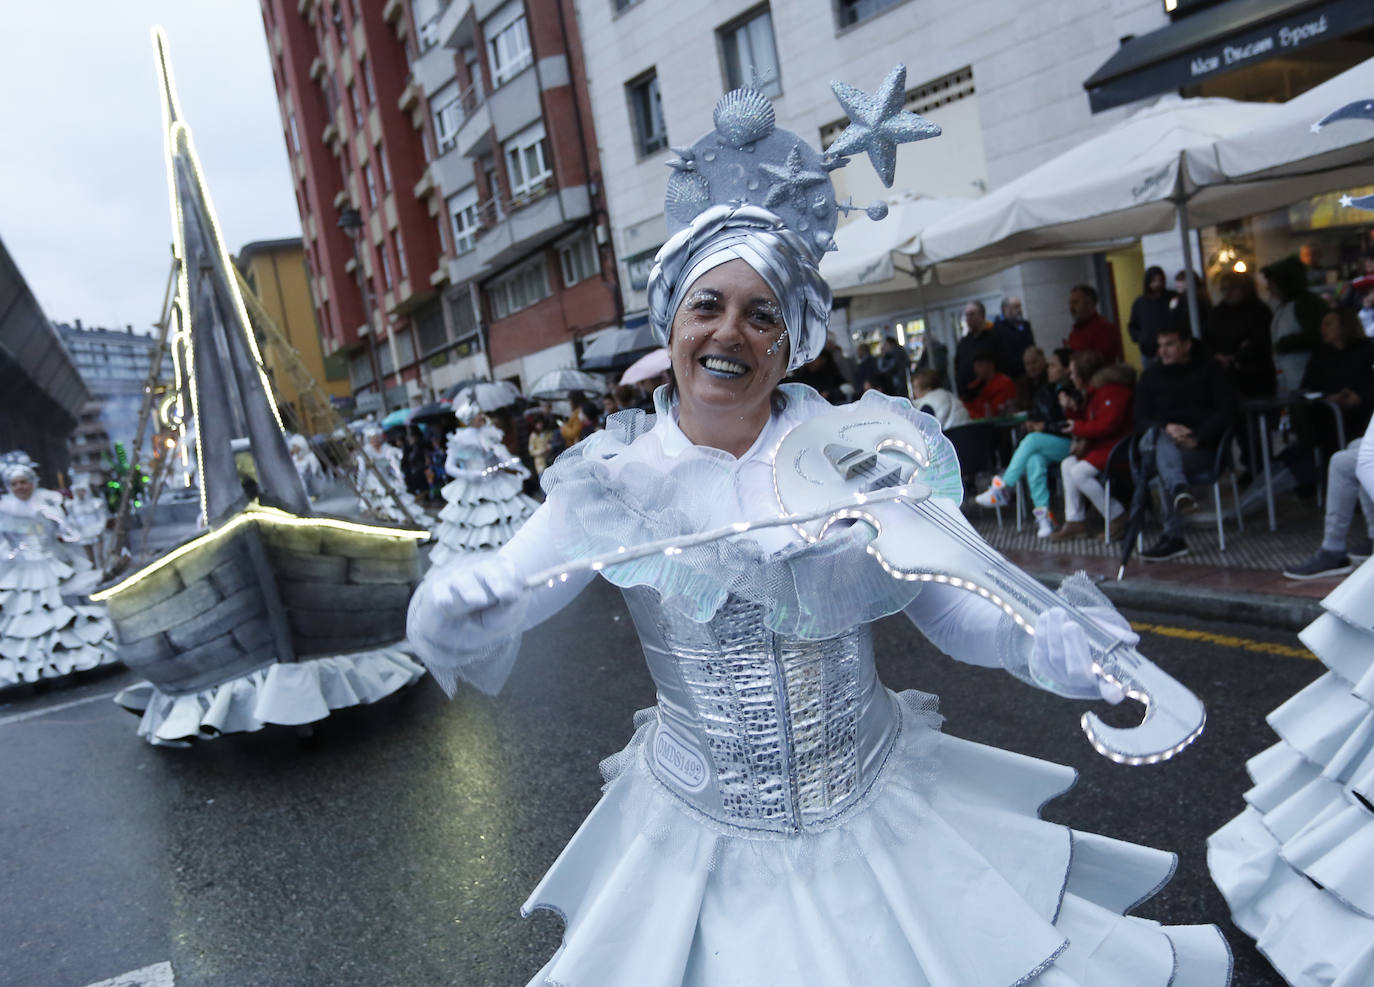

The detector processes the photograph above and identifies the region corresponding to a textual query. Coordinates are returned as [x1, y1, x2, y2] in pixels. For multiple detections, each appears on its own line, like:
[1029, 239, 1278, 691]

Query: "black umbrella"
[409, 401, 456, 425]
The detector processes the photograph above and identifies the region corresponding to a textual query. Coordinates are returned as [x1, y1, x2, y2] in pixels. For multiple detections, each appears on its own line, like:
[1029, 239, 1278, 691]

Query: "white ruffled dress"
[1208, 558, 1374, 986]
[430, 425, 538, 567]
[409, 386, 1231, 987]
[0, 493, 118, 685]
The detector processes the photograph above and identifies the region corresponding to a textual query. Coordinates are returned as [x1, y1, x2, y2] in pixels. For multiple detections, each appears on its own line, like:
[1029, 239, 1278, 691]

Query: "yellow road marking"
[1131, 621, 1315, 660]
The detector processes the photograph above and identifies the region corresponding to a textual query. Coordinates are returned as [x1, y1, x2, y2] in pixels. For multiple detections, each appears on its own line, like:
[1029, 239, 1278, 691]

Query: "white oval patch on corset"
[654, 725, 709, 792]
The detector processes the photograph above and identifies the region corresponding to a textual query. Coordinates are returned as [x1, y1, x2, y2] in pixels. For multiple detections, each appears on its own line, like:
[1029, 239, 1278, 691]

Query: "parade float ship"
[93, 30, 427, 745]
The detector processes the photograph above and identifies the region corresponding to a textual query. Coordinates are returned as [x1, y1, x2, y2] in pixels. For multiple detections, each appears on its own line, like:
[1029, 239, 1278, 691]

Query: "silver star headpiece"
[663, 64, 941, 260]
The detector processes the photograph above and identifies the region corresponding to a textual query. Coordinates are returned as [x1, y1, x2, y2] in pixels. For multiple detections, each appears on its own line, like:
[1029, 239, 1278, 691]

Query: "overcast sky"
[1, 4, 300, 333]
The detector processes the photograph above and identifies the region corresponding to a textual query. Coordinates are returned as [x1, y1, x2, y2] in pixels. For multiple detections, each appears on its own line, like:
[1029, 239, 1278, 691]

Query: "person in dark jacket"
[1282, 308, 1374, 491]
[1261, 255, 1325, 357]
[1204, 272, 1276, 400]
[992, 296, 1036, 369]
[1134, 325, 1237, 560]
[1127, 266, 1175, 366]
[1165, 269, 1210, 340]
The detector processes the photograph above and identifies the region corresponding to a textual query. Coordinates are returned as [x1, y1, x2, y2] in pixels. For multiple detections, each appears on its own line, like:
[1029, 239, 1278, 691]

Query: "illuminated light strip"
[90, 504, 427, 602]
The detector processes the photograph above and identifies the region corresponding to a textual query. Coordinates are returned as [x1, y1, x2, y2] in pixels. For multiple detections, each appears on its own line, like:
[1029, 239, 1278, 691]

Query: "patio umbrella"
[409, 401, 456, 425]
[819, 192, 971, 297]
[528, 368, 606, 399]
[450, 380, 523, 412]
[620, 347, 671, 385]
[580, 324, 658, 370]
[380, 407, 412, 429]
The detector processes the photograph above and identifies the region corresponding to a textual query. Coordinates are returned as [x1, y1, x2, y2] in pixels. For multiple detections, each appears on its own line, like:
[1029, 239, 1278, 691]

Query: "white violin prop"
[526, 402, 1205, 765]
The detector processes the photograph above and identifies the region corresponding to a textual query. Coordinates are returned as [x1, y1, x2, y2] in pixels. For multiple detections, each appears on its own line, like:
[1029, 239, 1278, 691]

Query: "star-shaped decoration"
[1341, 194, 1354, 208]
[759, 144, 827, 209]
[1310, 121, 1324, 134]
[828, 64, 941, 187]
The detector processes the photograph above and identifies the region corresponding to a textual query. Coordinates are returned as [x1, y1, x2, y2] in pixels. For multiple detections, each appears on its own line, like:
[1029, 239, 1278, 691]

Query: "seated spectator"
[1299, 307, 1374, 445]
[1065, 284, 1123, 365]
[1050, 352, 1136, 540]
[1013, 346, 1048, 413]
[961, 355, 1016, 419]
[1283, 437, 1374, 579]
[912, 368, 971, 430]
[1133, 325, 1237, 560]
[973, 348, 1075, 537]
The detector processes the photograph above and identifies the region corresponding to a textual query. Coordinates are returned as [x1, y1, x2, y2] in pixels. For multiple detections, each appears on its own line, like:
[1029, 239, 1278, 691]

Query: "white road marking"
[0, 689, 121, 728]
[81, 962, 174, 987]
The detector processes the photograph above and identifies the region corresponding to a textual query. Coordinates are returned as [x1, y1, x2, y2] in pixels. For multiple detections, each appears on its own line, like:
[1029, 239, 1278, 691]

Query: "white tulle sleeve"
[1359, 433, 1374, 501]
[407, 502, 593, 696]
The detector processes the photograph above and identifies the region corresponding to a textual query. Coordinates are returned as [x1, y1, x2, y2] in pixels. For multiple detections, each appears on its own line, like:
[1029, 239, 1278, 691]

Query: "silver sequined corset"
[622, 587, 899, 835]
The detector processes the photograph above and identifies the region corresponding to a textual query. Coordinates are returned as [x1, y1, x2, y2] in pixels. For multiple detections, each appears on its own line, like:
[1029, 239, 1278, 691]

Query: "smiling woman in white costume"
[407, 75, 1231, 987]
[0, 459, 118, 685]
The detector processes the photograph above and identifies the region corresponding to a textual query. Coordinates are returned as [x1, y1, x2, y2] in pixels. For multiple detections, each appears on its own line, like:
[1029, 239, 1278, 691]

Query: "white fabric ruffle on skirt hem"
[0, 554, 119, 686]
[1208, 558, 1374, 987]
[112, 646, 424, 746]
[523, 690, 1232, 987]
[429, 469, 537, 566]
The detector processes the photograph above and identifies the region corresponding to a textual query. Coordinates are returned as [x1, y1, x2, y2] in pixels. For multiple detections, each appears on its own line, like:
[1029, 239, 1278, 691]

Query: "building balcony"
[398, 77, 419, 113]
[298, 0, 315, 15]
[448, 245, 483, 286]
[437, 0, 475, 49]
[429, 142, 473, 198]
[321, 120, 339, 146]
[488, 65, 541, 145]
[383, 0, 404, 23]
[472, 183, 592, 274]
[414, 35, 456, 100]
[413, 166, 436, 200]
[453, 91, 491, 159]
[309, 56, 325, 81]
[333, 189, 350, 210]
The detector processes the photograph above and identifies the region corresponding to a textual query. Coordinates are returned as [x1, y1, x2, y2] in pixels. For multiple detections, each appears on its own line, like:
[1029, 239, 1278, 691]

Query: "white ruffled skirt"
[1208, 558, 1374, 986]
[430, 470, 538, 566]
[0, 553, 118, 685]
[525, 691, 1231, 986]
[113, 645, 425, 745]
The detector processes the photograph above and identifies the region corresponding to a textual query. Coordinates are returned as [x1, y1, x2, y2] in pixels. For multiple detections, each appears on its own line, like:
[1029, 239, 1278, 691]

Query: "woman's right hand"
[427, 553, 527, 636]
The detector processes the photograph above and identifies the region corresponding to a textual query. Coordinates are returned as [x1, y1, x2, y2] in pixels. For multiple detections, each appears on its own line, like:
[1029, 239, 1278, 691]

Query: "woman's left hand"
[1031, 607, 1132, 703]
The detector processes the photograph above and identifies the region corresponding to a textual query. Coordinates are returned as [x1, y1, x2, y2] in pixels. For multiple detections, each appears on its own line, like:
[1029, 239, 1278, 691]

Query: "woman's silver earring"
[766, 328, 789, 356]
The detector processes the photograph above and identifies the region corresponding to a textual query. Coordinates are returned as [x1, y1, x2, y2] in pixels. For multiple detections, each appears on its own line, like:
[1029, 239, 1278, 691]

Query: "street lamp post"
[337, 207, 388, 414]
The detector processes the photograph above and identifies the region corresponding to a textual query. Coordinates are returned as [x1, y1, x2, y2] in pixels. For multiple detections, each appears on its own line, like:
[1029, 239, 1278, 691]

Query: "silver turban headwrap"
[647, 205, 831, 373]
[2, 462, 38, 487]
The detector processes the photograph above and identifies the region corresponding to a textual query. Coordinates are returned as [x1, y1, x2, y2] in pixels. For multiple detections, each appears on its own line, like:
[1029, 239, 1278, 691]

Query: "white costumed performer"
[408, 75, 1230, 986]
[430, 415, 538, 566]
[356, 426, 431, 529]
[287, 433, 325, 499]
[66, 473, 111, 568]
[1207, 417, 1374, 985]
[0, 462, 118, 685]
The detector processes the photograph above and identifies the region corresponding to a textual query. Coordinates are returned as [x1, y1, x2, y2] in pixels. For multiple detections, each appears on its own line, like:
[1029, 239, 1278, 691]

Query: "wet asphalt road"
[1, 577, 1319, 987]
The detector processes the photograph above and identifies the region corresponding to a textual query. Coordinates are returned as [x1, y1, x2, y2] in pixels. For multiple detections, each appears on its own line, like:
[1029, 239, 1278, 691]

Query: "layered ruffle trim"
[1, 589, 118, 685]
[537, 389, 955, 640]
[1208, 559, 1374, 986]
[524, 690, 1230, 987]
[440, 470, 530, 505]
[112, 645, 425, 746]
[0, 554, 75, 591]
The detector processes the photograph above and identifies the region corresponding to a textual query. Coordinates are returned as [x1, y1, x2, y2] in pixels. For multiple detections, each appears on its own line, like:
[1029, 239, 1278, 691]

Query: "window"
[377, 145, 392, 191]
[361, 57, 376, 105]
[348, 82, 363, 127]
[396, 235, 409, 281]
[287, 110, 301, 152]
[449, 188, 480, 254]
[719, 8, 781, 96]
[627, 71, 667, 157]
[380, 242, 394, 291]
[349, 350, 374, 389]
[363, 162, 377, 206]
[625, 247, 660, 291]
[432, 84, 463, 154]
[504, 122, 552, 199]
[487, 259, 550, 319]
[485, 2, 533, 86]
[558, 233, 597, 286]
[415, 298, 449, 355]
[837, 0, 902, 28]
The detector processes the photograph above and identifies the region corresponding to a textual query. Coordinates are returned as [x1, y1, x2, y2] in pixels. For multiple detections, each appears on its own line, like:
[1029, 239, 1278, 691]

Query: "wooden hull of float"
[99, 511, 421, 696]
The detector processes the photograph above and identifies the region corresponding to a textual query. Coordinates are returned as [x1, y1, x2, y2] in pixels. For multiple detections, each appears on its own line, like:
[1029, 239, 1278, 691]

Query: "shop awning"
[819, 193, 971, 297]
[1084, 0, 1374, 113]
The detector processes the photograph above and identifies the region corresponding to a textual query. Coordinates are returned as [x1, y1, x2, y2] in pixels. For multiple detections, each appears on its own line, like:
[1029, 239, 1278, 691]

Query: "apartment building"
[261, 0, 453, 411]
[392, 0, 620, 388]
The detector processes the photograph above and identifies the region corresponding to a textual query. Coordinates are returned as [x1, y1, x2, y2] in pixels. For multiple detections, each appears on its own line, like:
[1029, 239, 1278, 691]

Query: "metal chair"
[1099, 435, 1136, 544]
[1131, 425, 1245, 551]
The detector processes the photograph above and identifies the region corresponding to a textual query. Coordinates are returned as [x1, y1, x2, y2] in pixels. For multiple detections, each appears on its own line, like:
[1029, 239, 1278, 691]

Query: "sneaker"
[1172, 490, 1198, 514]
[1033, 506, 1055, 538]
[1050, 520, 1089, 540]
[1350, 537, 1372, 563]
[975, 477, 1010, 508]
[1141, 536, 1188, 561]
[1283, 548, 1354, 580]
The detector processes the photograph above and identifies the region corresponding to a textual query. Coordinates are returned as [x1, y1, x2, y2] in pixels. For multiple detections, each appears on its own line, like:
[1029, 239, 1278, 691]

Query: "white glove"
[1031, 606, 1134, 704]
[426, 552, 527, 637]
